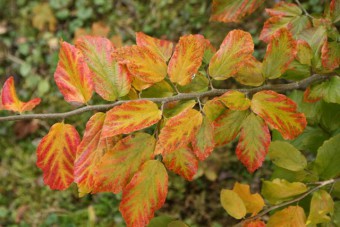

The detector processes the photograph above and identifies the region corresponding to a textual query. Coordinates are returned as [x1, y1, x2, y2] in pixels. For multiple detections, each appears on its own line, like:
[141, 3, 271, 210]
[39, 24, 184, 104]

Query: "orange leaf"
[36, 122, 80, 190]
[163, 147, 198, 181]
[251, 90, 307, 140]
[208, 30, 254, 80]
[262, 28, 297, 79]
[76, 36, 131, 101]
[210, 0, 264, 23]
[265, 2, 302, 17]
[321, 40, 340, 71]
[94, 133, 155, 194]
[243, 220, 266, 227]
[1, 77, 41, 113]
[213, 110, 249, 146]
[101, 100, 162, 138]
[113, 45, 167, 84]
[236, 113, 271, 172]
[119, 160, 168, 227]
[267, 206, 306, 226]
[155, 108, 202, 155]
[54, 41, 93, 104]
[168, 34, 205, 86]
[219, 90, 251, 110]
[192, 117, 215, 161]
[136, 32, 174, 62]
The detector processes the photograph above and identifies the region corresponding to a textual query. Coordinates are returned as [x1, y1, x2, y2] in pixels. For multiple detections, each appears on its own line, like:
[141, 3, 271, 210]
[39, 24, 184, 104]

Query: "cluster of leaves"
[1, 0, 340, 226]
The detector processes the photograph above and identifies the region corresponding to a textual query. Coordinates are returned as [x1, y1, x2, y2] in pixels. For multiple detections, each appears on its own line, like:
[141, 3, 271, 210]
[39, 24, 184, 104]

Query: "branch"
[295, 0, 314, 19]
[237, 177, 340, 226]
[0, 74, 329, 122]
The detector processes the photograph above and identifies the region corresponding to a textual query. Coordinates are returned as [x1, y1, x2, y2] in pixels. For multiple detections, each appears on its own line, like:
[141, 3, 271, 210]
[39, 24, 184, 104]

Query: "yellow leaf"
[307, 190, 334, 225]
[32, 3, 56, 32]
[267, 206, 306, 227]
[220, 189, 246, 219]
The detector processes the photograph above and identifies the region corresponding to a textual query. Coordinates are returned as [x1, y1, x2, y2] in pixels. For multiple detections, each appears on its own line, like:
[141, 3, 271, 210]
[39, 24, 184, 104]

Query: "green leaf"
[304, 76, 340, 104]
[177, 72, 209, 93]
[163, 100, 196, 118]
[307, 190, 334, 225]
[220, 189, 246, 219]
[282, 60, 311, 81]
[271, 166, 308, 183]
[314, 134, 340, 180]
[141, 80, 174, 98]
[261, 179, 308, 204]
[330, 201, 340, 226]
[148, 216, 174, 227]
[269, 141, 307, 171]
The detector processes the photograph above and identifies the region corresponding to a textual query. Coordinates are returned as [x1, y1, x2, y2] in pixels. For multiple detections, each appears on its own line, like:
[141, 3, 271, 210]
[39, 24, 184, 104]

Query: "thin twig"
[0, 74, 330, 122]
[295, 0, 314, 19]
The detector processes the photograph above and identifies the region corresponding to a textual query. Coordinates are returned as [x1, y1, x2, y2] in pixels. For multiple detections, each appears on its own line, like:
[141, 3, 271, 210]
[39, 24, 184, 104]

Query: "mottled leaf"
[236, 113, 271, 173]
[219, 90, 251, 110]
[208, 30, 254, 80]
[94, 133, 155, 193]
[168, 34, 205, 86]
[136, 32, 174, 62]
[261, 179, 308, 204]
[262, 28, 297, 79]
[203, 97, 227, 121]
[54, 41, 93, 104]
[321, 41, 340, 71]
[307, 190, 334, 225]
[119, 160, 168, 227]
[330, 0, 340, 23]
[268, 141, 307, 171]
[102, 100, 162, 138]
[113, 45, 167, 83]
[155, 108, 202, 155]
[234, 57, 265, 87]
[251, 90, 307, 140]
[266, 2, 302, 17]
[1, 76, 41, 113]
[76, 36, 131, 101]
[267, 206, 306, 227]
[36, 122, 80, 190]
[192, 117, 215, 161]
[163, 100, 196, 118]
[220, 189, 246, 219]
[163, 147, 198, 181]
[296, 40, 312, 66]
[305, 76, 340, 104]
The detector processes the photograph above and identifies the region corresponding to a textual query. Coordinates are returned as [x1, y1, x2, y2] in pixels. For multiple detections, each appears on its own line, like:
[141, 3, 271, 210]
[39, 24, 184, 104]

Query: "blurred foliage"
[0, 0, 327, 226]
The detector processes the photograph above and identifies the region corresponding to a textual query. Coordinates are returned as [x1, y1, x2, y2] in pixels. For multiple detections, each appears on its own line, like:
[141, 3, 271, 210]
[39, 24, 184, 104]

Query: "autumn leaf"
[119, 160, 168, 227]
[234, 57, 265, 86]
[168, 34, 205, 86]
[220, 189, 246, 219]
[307, 190, 334, 225]
[191, 117, 215, 161]
[265, 2, 302, 17]
[251, 90, 307, 140]
[209, 30, 254, 80]
[236, 113, 271, 173]
[162, 100, 196, 118]
[136, 32, 174, 62]
[54, 41, 94, 105]
[76, 36, 131, 101]
[1, 76, 41, 113]
[94, 133, 155, 194]
[112, 45, 167, 84]
[32, 3, 56, 32]
[36, 122, 80, 190]
[101, 100, 162, 138]
[218, 90, 251, 110]
[210, 0, 264, 23]
[262, 28, 297, 79]
[243, 220, 266, 227]
[296, 40, 312, 66]
[163, 147, 198, 181]
[267, 206, 306, 227]
[155, 108, 202, 155]
[321, 41, 340, 71]
[203, 97, 227, 121]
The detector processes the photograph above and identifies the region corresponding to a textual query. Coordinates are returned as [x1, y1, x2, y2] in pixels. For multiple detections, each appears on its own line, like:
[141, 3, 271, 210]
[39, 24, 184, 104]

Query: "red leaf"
[1, 76, 41, 113]
[54, 41, 94, 104]
[36, 122, 80, 190]
[243, 219, 266, 227]
[321, 40, 340, 71]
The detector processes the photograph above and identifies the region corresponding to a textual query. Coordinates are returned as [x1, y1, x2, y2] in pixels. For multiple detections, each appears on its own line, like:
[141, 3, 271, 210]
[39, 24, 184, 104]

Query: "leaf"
[232, 182, 264, 216]
[210, 0, 264, 23]
[203, 97, 227, 121]
[136, 32, 174, 62]
[330, 0, 340, 23]
[208, 30, 254, 80]
[220, 189, 246, 219]
[268, 141, 307, 171]
[32, 3, 56, 32]
[141, 80, 174, 98]
[163, 100, 196, 118]
[304, 76, 340, 104]
[262, 28, 297, 79]
[119, 160, 168, 227]
[261, 179, 308, 204]
[36, 122, 80, 190]
[76, 36, 131, 101]
[101, 100, 162, 138]
[218, 90, 251, 110]
[148, 216, 174, 227]
[163, 147, 198, 181]
[168, 34, 205, 86]
[155, 108, 202, 155]
[243, 220, 266, 227]
[307, 190, 334, 225]
[203, 39, 216, 64]
[314, 134, 340, 180]
[132, 77, 153, 91]
[177, 72, 209, 93]
[213, 110, 249, 146]
[266, 2, 302, 17]
[192, 117, 215, 161]
[234, 57, 265, 87]
[94, 133, 155, 193]
[296, 40, 312, 66]
[251, 90, 307, 140]
[54, 41, 94, 105]
[113, 45, 167, 83]
[236, 113, 271, 173]
[321, 41, 340, 71]
[267, 206, 306, 227]
[1, 76, 41, 113]
[168, 220, 188, 227]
